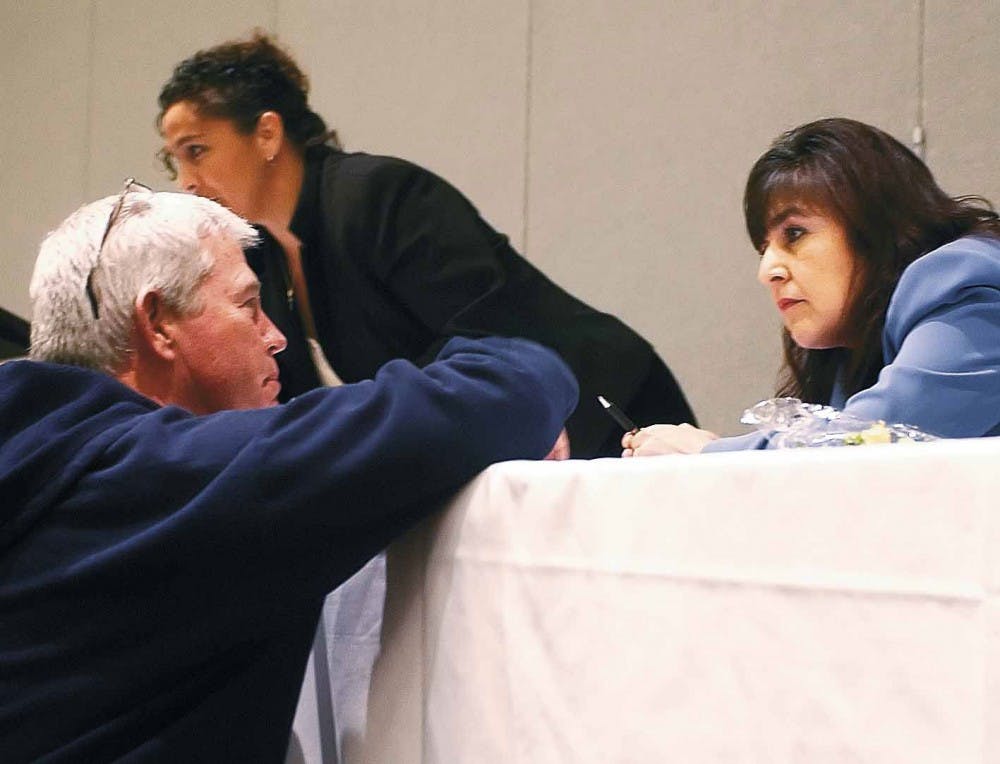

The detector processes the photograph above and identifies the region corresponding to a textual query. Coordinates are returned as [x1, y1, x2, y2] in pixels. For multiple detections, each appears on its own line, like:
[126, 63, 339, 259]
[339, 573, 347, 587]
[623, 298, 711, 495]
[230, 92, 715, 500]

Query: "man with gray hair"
[30, 181, 287, 411]
[0, 182, 577, 762]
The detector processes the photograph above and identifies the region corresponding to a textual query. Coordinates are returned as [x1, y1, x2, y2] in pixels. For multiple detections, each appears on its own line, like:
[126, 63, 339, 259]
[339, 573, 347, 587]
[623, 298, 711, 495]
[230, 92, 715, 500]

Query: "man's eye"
[186, 145, 206, 160]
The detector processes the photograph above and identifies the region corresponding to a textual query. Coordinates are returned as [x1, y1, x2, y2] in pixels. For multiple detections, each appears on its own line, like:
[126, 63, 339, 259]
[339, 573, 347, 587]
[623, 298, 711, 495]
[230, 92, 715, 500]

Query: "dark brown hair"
[744, 117, 1000, 403]
[156, 30, 339, 177]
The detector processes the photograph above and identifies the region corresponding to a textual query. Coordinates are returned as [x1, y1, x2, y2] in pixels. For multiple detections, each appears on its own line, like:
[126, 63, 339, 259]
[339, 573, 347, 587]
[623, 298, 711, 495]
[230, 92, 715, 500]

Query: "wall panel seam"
[916, 0, 926, 158]
[521, 0, 534, 256]
[84, 0, 97, 200]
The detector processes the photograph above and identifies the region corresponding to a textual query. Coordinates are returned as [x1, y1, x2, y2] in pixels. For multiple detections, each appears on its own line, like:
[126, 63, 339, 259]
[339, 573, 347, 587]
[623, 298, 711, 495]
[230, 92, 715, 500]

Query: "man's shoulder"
[1, 359, 113, 400]
[1, 358, 142, 396]
[0, 360, 156, 437]
[0, 361, 162, 551]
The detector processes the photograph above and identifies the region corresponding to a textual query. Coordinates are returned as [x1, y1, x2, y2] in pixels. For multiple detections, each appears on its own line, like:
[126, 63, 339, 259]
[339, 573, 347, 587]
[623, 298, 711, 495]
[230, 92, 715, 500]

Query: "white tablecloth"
[355, 438, 1000, 763]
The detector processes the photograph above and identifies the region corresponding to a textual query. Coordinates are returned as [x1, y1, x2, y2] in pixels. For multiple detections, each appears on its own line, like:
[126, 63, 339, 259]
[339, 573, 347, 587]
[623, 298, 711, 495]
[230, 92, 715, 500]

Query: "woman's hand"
[621, 423, 718, 457]
[544, 428, 571, 460]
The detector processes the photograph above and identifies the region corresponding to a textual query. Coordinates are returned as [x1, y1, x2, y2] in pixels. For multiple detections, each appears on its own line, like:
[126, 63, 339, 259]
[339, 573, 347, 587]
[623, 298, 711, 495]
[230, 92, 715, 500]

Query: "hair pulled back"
[157, 30, 339, 176]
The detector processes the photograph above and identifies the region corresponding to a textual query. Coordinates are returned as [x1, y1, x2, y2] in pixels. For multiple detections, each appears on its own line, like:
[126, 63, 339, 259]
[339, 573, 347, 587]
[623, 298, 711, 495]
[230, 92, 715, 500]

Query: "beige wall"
[2, 1, 997, 432]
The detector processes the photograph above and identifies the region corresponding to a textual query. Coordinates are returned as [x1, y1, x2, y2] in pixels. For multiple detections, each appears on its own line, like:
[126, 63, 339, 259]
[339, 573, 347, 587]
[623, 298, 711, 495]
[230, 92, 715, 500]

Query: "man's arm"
[85, 336, 577, 603]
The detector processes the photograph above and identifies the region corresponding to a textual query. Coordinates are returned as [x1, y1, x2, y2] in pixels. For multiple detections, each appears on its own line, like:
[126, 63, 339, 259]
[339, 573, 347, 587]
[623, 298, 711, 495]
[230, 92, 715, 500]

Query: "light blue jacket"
[706, 235, 1000, 451]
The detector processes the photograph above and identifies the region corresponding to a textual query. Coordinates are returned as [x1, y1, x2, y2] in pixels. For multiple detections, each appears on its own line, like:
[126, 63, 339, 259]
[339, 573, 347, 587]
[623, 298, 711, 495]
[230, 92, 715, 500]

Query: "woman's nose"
[176, 166, 198, 194]
[766, 265, 790, 283]
[757, 246, 789, 285]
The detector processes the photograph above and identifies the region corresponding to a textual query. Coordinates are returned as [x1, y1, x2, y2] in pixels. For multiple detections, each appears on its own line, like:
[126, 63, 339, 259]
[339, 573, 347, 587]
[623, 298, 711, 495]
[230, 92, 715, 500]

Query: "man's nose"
[263, 315, 288, 355]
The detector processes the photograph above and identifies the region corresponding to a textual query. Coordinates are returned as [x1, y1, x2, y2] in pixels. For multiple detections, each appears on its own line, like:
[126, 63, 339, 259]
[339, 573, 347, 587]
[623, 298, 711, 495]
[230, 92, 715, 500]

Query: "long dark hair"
[156, 30, 340, 178]
[744, 117, 1000, 403]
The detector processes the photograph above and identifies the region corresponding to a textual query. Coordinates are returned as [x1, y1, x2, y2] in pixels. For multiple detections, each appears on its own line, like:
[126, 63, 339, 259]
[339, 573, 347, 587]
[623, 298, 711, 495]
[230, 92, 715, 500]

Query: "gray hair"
[30, 189, 258, 373]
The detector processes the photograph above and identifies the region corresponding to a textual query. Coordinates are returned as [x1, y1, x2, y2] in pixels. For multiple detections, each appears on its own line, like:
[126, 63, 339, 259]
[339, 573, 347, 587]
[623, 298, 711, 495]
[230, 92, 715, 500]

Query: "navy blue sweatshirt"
[0, 337, 577, 762]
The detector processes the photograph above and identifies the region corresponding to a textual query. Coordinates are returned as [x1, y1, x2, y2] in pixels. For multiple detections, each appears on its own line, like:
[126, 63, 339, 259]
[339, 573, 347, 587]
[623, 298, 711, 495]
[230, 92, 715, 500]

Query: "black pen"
[597, 395, 639, 434]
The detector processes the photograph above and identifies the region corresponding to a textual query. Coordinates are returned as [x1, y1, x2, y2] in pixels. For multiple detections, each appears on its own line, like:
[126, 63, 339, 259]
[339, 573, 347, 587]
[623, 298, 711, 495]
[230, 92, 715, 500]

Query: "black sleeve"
[350, 159, 695, 455]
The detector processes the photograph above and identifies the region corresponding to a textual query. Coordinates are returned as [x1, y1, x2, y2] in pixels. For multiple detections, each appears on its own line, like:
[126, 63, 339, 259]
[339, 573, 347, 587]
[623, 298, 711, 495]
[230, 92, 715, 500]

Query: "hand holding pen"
[597, 395, 639, 434]
[599, 394, 718, 457]
[597, 395, 719, 457]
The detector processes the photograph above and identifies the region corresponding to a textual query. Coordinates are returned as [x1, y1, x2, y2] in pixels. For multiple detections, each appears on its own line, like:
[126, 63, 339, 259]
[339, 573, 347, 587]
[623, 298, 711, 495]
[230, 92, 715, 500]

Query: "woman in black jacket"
[157, 31, 694, 459]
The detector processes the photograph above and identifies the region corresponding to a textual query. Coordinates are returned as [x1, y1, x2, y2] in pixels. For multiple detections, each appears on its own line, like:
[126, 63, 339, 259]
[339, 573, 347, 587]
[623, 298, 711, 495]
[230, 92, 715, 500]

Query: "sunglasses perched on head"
[85, 178, 152, 319]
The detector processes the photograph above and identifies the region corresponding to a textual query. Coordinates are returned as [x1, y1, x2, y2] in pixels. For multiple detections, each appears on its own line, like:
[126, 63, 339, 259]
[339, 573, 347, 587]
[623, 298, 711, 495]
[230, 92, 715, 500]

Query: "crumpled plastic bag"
[739, 397, 938, 448]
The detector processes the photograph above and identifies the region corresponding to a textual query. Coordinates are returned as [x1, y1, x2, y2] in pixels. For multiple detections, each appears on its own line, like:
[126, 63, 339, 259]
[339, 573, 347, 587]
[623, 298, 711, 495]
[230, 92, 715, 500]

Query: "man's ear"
[255, 110, 286, 161]
[134, 290, 178, 361]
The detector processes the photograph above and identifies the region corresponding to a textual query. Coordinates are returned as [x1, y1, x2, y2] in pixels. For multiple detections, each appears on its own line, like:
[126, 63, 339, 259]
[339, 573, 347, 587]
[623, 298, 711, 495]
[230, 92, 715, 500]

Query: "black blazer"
[246, 146, 694, 457]
[0, 306, 28, 360]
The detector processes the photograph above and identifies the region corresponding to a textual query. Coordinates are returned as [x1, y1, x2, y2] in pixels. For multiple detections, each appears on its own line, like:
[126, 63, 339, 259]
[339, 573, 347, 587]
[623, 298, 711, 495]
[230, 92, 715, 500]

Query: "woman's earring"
[266, 154, 275, 163]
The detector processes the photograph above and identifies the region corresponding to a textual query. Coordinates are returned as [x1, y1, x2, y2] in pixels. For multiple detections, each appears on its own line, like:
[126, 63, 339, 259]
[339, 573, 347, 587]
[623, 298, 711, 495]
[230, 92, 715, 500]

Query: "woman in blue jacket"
[625, 117, 1000, 456]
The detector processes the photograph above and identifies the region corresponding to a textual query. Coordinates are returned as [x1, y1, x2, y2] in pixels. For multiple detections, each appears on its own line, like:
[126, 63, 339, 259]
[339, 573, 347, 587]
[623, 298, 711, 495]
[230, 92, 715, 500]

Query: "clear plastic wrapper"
[739, 397, 938, 448]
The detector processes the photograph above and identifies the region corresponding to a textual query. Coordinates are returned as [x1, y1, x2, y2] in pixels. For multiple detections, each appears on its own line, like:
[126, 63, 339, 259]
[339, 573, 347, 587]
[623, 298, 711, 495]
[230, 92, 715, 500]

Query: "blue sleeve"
[701, 431, 770, 452]
[844, 236, 1000, 437]
[80, 336, 578, 603]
